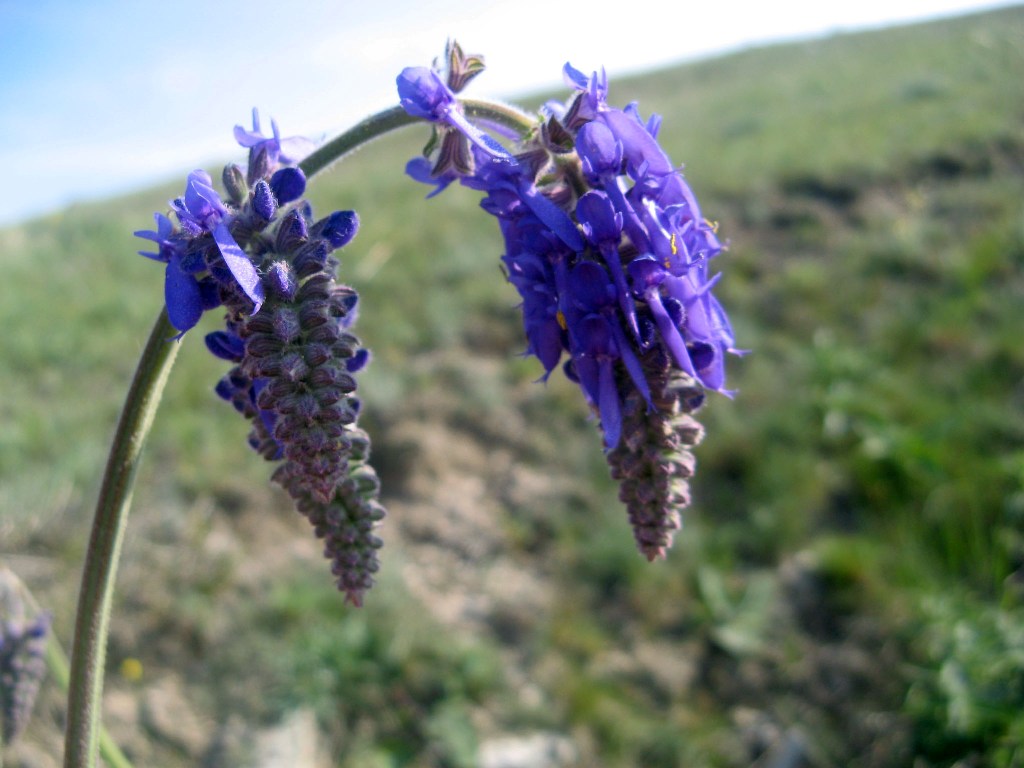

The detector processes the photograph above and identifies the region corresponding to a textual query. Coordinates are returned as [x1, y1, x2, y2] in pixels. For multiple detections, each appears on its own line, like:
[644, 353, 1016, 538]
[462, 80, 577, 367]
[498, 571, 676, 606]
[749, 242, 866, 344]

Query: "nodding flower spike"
[136, 111, 385, 603]
[1, 570, 52, 744]
[403, 53, 739, 560]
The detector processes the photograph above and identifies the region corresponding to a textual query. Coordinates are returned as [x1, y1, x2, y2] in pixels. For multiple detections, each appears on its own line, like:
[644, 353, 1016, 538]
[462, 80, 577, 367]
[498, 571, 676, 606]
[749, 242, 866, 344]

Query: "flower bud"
[270, 167, 306, 206]
[222, 163, 248, 206]
[293, 240, 330, 278]
[275, 209, 309, 253]
[251, 179, 277, 222]
[266, 262, 298, 301]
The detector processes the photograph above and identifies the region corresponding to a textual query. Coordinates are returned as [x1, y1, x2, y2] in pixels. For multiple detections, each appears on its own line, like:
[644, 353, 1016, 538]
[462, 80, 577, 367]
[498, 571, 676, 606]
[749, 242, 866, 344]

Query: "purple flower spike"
[0, 573, 51, 745]
[403, 53, 740, 562]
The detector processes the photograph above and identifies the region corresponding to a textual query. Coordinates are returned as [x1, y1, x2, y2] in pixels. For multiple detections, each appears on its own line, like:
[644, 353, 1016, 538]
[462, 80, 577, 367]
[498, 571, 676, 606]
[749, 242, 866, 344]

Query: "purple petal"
[562, 63, 589, 90]
[275, 136, 316, 165]
[346, 348, 371, 373]
[643, 285, 698, 378]
[213, 221, 264, 312]
[517, 181, 584, 252]
[197, 277, 222, 310]
[165, 261, 204, 333]
[707, 293, 737, 350]
[609, 321, 652, 407]
[576, 121, 623, 179]
[598, 108, 674, 180]
[205, 330, 245, 361]
[234, 108, 264, 147]
[597, 360, 622, 449]
[397, 67, 456, 121]
[406, 157, 457, 198]
[576, 191, 622, 245]
[628, 256, 667, 291]
[569, 261, 615, 312]
[182, 170, 226, 230]
[525, 317, 564, 375]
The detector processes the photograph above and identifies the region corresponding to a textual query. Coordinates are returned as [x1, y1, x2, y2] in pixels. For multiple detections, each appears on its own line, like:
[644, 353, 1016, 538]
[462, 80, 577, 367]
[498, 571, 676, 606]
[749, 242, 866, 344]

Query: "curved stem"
[63, 310, 180, 768]
[298, 98, 537, 177]
[63, 94, 536, 768]
[299, 106, 417, 178]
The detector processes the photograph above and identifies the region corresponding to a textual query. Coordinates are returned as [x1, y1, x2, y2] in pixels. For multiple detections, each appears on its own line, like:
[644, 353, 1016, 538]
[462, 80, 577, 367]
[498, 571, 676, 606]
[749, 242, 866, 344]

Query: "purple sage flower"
[209, 195, 385, 605]
[401, 54, 741, 559]
[136, 167, 267, 334]
[137, 114, 386, 604]
[1, 570, 50, 744]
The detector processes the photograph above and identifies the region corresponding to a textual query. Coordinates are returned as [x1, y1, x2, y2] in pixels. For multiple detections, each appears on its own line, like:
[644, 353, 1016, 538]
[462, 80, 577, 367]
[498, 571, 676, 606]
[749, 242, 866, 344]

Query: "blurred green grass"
[3, 6, 1024, 766]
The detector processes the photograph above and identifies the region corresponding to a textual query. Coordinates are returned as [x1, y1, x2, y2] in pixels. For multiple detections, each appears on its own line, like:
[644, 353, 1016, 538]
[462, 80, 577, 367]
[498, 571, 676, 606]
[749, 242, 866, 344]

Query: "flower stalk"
[62, 94, 536, 767]
[63, 309, 179, 768]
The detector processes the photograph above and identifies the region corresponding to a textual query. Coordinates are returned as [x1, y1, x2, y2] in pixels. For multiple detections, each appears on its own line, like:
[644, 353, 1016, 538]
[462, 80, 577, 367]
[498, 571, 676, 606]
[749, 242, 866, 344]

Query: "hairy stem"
[299, 98, 536, 177]
[47, 634, 133, 768]
[63, 310, 179, 768]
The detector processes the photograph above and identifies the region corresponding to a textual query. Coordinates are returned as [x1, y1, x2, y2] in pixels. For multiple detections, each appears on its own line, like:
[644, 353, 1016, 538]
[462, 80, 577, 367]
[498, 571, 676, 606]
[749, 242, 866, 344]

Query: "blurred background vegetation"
[2, 6, 1023, 767]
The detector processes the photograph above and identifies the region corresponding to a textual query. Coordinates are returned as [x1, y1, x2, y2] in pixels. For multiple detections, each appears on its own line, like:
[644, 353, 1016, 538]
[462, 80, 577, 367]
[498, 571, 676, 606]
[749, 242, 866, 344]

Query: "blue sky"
[0, 0, 1015, 226]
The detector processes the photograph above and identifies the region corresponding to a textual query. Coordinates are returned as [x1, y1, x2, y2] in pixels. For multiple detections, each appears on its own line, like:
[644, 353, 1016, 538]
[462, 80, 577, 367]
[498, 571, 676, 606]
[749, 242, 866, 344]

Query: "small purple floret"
[234, 108, 315, 167]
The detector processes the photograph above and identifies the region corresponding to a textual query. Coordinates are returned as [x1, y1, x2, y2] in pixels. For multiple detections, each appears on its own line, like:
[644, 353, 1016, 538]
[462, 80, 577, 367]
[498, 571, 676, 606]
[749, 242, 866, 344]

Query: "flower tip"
[642, 547, 666, 563]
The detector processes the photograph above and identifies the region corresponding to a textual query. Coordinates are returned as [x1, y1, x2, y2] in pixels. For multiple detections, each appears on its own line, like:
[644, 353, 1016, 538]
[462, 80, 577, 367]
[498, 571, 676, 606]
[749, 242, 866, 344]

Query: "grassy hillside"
[2, 6, 1024, 767]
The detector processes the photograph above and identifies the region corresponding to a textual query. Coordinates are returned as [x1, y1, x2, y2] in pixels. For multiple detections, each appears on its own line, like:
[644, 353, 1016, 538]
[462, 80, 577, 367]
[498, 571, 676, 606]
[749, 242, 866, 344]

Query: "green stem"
[298, 98, 536, 177]
[63, 310, 180, 768]
[47, 634, 133, 768]
[62, 95, 535, 768]
[464, 99, 538, 136]
[299, 106, 417, 177]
